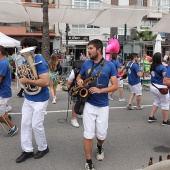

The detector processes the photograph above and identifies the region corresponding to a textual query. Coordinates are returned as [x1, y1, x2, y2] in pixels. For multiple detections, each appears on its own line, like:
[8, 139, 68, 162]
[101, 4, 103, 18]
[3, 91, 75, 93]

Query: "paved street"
[0, 82, 170, 170]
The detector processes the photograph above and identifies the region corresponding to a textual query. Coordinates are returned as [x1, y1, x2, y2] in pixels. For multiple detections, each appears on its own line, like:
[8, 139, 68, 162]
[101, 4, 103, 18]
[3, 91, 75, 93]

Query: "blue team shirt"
[112, 60, 121, 70]
[80, 59, 117, 107]
[165, 65, 170, 79]
[151, 64, 167, 85]
[24, 54, 50, 102]
[126, 62, 140, 86]
[0, 59, 12, 98]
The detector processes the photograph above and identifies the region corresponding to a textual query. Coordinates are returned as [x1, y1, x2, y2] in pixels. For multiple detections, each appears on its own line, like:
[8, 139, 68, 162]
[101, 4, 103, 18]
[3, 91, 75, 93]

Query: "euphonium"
[69, 73, 100, 98]
[15, 46, 42, 95]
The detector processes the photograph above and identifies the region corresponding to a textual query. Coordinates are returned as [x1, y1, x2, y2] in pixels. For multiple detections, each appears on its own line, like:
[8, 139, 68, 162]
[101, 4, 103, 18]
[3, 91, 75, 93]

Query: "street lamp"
[65, 23, 70, 52]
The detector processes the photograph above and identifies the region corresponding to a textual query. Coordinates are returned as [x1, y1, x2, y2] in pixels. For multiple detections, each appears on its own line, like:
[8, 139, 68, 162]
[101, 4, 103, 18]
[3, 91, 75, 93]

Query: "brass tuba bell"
[15, 46, 42, 95]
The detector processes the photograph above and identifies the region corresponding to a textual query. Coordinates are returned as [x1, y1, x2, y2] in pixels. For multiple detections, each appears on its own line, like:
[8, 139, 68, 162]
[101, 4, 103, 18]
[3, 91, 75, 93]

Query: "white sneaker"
[52, 99, 56, 104]
[6, 105, 12, 112]
[71, 119, 79, 128]
[54, 96, 57, 101]
[119, 98, 125, 102]
[77, 115, 82, 119]
[85, 163, 95, 170]
[108, 94, 113, 100]
[96, 148, 104, 161]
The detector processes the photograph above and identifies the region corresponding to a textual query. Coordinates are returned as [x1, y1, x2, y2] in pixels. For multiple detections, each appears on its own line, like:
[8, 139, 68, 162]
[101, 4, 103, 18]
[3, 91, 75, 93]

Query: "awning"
[25, 5, 152, 28]
[91, 6, 151, 28]
[25, 6, 103, 24]
[0, 0, 30, 23]
[149, 14, 170, 33]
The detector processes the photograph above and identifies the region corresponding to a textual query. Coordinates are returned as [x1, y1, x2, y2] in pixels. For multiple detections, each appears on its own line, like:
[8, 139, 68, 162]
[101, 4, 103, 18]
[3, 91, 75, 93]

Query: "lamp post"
[65, 23, 70, 52]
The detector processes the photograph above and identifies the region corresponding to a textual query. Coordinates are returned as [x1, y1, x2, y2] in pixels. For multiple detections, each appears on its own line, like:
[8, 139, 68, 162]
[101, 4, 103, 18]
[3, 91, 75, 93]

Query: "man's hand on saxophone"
[76, 74, 84, 87]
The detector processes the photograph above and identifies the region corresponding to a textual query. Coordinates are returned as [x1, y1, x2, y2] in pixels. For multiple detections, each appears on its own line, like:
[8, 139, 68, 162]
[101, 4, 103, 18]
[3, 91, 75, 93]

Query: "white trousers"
[83, 102, 109, 140]
[150, 84, 169, 110]
[129, 83, 142, 96]
[21, 99, 48, 152]
[118, 78, 123, 88]
[0, 97, 9, 115]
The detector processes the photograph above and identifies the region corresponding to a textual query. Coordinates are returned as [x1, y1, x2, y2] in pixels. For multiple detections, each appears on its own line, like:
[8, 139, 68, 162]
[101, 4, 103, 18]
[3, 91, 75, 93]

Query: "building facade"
[54, 0, 110, 59]
[0, 0, 56, 54]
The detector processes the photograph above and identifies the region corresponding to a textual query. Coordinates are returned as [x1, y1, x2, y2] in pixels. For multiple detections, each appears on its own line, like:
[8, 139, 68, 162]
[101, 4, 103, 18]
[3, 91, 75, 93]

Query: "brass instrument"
[15, 46, 42, 95]
[69, 73, 100, 98]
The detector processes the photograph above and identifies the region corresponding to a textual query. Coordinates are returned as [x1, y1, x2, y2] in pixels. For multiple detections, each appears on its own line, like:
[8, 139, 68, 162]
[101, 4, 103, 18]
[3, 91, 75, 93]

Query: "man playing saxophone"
[16, 37, 50, 163]
[76, 39, 118, 170]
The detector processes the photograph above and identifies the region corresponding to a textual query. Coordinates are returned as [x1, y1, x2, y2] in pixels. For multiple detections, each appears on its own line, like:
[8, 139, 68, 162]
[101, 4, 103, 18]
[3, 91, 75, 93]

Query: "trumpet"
[69, 73, 100, 98]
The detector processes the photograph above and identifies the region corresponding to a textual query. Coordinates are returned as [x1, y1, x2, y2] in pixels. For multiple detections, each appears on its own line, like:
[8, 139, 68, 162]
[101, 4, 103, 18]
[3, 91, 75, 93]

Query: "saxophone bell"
[79, 88, 89, 98]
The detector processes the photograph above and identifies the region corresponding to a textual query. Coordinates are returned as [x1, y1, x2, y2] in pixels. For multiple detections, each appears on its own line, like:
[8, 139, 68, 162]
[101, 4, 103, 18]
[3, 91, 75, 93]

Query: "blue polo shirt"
[24, 54, 50, 102]
[112, 60, 121, 70]
[165, 65, 170, 78]
[80, 59, 117, 107]
[151, 64, 167, 85]
[0, 58, 12, 98]
[126, 62, 140, 86]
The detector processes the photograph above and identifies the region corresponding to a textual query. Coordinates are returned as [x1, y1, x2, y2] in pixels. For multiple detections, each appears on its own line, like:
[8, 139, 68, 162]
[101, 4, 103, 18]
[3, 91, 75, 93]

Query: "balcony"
[0, 24, 55, 37]
[22, 0, 55, 8]
[147, 12, 162, 19]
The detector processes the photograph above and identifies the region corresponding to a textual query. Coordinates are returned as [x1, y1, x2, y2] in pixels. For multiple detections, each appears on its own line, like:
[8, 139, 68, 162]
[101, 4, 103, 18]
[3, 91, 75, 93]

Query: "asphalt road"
[0, 82, 170, 170]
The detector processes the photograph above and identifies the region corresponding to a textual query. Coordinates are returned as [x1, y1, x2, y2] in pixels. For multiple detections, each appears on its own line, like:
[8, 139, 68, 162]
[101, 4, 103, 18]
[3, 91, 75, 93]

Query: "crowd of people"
[1, 37, 170, 170]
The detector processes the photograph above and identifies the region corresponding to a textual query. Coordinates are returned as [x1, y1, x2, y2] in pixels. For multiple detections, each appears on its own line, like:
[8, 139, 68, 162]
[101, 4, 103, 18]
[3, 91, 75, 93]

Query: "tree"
[131, 31, 157, 41]
[42, 0, 50, 61]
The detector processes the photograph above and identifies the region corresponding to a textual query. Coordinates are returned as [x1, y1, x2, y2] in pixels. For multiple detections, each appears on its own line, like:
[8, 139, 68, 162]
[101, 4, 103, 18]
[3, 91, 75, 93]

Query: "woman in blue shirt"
[148, 52, 170, 125]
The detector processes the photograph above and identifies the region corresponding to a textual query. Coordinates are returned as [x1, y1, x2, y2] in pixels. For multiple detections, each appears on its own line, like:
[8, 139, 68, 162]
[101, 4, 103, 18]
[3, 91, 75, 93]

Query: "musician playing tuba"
[16, 37, 50, 163]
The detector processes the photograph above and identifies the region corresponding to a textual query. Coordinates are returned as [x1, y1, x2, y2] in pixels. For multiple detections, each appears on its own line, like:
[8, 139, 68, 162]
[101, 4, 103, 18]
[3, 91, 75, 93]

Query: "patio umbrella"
[153, 34, 162, 54]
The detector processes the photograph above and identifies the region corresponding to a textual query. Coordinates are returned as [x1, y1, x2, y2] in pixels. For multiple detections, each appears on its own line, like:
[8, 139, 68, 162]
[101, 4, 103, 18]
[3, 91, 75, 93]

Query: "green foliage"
[131, 31, 157, 41]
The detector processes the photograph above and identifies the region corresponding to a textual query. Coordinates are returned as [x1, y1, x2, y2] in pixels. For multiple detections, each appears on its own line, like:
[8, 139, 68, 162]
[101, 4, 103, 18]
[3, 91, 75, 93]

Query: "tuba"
[15, 46, 42, 95]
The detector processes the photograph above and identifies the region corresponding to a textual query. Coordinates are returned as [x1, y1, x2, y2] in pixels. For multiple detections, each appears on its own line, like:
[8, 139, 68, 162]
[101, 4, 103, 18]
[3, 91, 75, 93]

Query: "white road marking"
[8, 105, 153, 115]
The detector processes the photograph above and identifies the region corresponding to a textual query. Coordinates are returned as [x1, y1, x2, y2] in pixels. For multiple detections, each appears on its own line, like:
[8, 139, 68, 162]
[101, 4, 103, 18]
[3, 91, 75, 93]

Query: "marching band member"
[76, 39, 118, 170]
[124, 53, 143, 110]
[16, 37, 50, 163]
[109, 53, 125, 102]
[149, 52, 170, 125]
[0, 45, 18, 137]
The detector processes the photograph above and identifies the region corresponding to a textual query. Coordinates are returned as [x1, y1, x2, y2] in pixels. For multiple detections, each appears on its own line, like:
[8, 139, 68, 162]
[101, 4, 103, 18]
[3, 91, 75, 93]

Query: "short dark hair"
[130, 53, 138, 61]
[88, 39, 103, 54]
[21, 37, 40, 54]
[0, 45, 7, 56]
[111, 53, 118, 60]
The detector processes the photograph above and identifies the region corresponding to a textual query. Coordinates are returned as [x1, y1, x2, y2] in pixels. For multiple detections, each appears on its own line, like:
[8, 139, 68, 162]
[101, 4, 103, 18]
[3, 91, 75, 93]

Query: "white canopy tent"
[0, 32, 20, 47]
[0, 32, 20, 88]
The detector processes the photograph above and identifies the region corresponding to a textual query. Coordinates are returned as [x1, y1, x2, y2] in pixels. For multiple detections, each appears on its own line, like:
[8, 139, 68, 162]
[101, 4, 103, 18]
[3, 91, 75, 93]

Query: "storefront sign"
[67, 36, 89, 41]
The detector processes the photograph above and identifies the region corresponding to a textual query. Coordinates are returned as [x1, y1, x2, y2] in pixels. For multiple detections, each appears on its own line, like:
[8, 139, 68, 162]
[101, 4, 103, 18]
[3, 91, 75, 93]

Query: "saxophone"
[69, 72, 100, 98]
[15, 46, 42, 95]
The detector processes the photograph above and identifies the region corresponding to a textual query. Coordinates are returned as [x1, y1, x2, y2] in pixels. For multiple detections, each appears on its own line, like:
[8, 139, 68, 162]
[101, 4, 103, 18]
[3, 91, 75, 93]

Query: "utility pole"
[65, 23, 70, 52]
